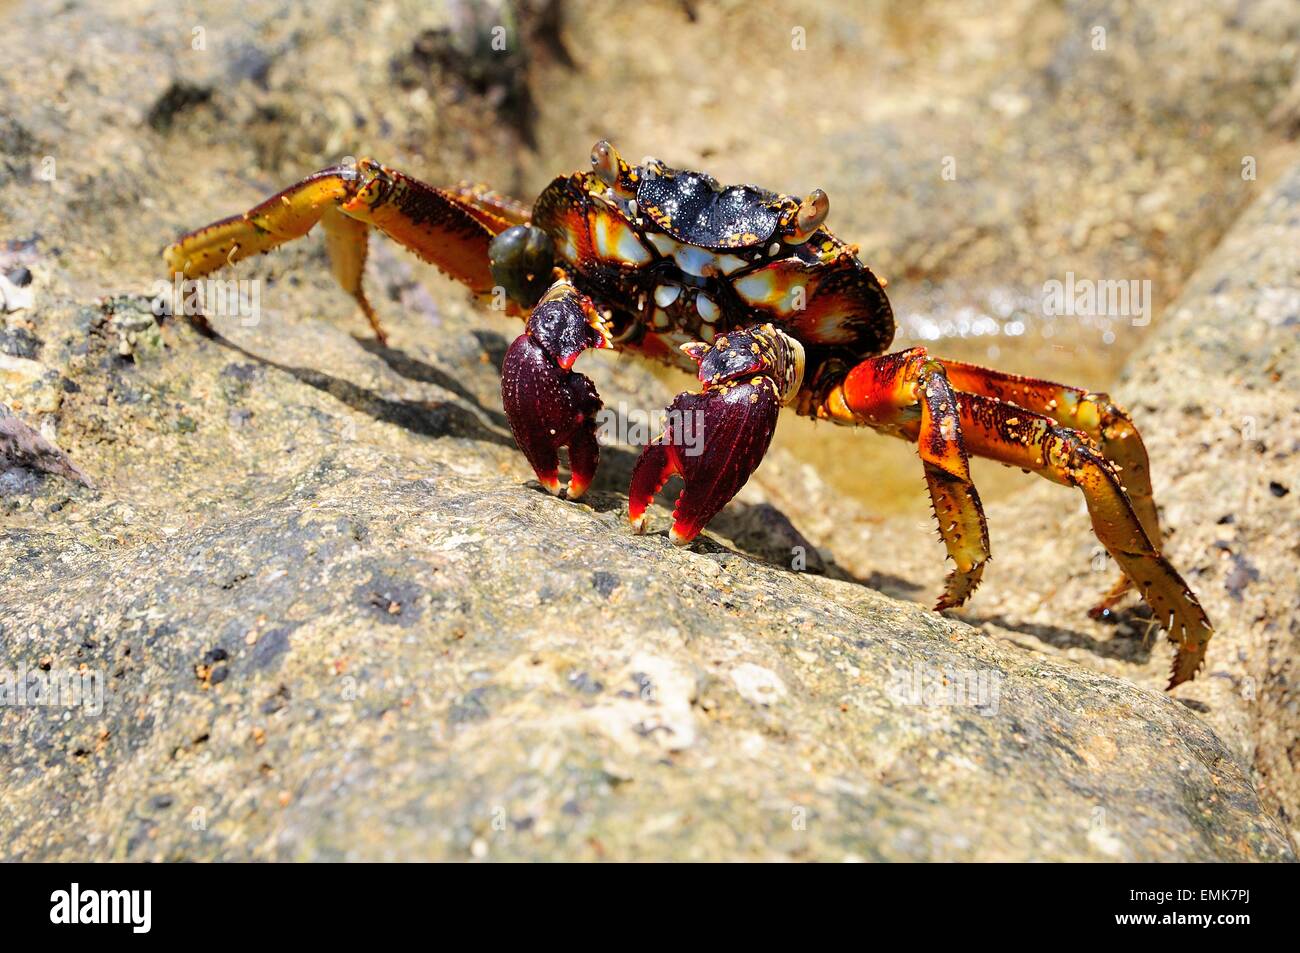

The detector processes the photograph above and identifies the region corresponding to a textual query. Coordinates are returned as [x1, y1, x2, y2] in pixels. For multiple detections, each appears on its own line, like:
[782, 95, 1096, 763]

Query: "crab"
[164, 141, 1213, 688]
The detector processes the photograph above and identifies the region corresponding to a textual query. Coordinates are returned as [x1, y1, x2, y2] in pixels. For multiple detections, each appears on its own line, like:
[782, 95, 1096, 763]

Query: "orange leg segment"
[836, 348, 992, 609]
[938, 359, 1160, 613]
[814, 347, 1212, 688]
[164, 159, 523, 341]
[954, 393, 1212, 687]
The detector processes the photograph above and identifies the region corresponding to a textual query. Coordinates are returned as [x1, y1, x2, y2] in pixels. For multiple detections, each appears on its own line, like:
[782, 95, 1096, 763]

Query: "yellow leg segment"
[938, 359, 1161, 613]
[957, 393, 1212, 688]
[164, 159, 520, 341]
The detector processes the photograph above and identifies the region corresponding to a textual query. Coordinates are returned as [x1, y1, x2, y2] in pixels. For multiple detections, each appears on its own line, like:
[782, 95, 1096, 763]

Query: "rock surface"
[4, 455, 1293, 861]
[1, 0, 1296, 860]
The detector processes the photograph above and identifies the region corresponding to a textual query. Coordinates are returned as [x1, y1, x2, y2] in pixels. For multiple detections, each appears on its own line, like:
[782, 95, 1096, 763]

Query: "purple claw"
[628, 380, 781, 543]
[630, 325, 801, 543]
[500, 278, 609, 498]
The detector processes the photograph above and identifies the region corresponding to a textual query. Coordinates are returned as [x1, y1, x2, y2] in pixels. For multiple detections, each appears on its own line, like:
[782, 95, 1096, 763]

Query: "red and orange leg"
[163, 159, 519, 343]
[937, 360, 1159, 615]
[810, 347, 1212, 688]
[821, 349, 992, 609]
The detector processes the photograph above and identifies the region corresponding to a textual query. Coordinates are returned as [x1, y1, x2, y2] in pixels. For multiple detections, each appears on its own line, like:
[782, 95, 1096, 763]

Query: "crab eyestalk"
[590, 139, 637, 200]
[783, 189, 830, 244]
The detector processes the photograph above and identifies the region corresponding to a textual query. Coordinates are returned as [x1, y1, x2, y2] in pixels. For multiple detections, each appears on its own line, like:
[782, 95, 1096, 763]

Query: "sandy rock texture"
[1, 0, 1296, 859]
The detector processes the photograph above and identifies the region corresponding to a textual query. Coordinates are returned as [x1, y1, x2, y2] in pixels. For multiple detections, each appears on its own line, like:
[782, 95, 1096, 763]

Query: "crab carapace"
[164, 141, 1213, 688]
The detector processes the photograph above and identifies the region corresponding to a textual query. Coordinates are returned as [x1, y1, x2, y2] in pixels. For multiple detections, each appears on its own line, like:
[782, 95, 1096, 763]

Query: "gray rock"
[0, 403, 91, 487]
[0, 0, 1295, 861]
[2, 453, 1292, 861]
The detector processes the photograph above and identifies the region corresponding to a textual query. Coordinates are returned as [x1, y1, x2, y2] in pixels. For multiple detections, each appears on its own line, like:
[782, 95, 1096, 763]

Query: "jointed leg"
[334, 163, 501, 294]
[164, 159, 516, 341]
[449, 182, 533, 230]
[937, 359, 1159, 613]
[953, 393, 1211, 686]
[164, 166, 359, 277]
[827, 348, 991, 609]
[320, 208, 384, 343]
[809, 347, 1212, 687]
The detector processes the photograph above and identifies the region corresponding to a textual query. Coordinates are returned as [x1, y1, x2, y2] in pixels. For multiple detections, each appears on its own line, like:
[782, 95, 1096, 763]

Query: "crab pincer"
[630, 325, 804, 544]
[500, 277, 612, 499]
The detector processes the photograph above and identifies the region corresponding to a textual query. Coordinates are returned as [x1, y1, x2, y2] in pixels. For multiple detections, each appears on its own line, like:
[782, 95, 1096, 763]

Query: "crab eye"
[591, 140, 621, 187]
[788, 189, 829, 243]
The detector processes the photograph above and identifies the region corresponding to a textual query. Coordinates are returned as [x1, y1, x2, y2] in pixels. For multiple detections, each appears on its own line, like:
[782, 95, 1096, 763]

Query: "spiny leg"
[164, 166, 358, 277]
[334, 161, 501, 294]
[164, 159, 515, 341]
[500, 276, 613, 498]
[938, 359, 1159, 613]
[811, 348, 1211, 687]
[831, 348, 991, 609]
[952, 393, 1211, 688]
[629, 324, 804, 544]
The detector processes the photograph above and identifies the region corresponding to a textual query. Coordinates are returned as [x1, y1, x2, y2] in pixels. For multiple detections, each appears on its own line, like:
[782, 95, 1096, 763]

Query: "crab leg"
[164, 166, 357, 277]
[449, 182, 533, 229]
[936, 360, 1160, 614]
[953, 394, 1212, 687]
[164, 160, 516, 341]
[335, 165, 500, 294]
[320, 207, 383, 342]
[828, 348, 991, 609]
[815, 346, 1212, 687]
